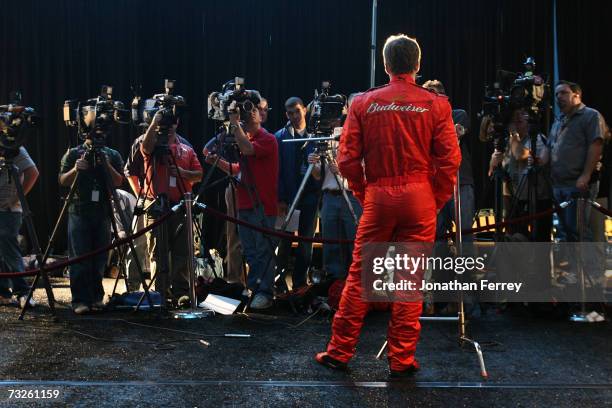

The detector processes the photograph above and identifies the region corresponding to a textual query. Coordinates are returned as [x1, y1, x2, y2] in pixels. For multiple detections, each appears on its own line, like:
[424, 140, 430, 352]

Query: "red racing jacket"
[337, 74, 461, 209]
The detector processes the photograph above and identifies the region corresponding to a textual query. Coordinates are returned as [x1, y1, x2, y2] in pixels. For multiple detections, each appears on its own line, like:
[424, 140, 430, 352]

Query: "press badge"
[169, 176, 177, 188]
[91, 190, 100, 202]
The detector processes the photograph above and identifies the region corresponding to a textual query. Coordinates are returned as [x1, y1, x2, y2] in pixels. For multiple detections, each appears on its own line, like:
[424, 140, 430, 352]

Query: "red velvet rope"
[0, 211, 173, 278]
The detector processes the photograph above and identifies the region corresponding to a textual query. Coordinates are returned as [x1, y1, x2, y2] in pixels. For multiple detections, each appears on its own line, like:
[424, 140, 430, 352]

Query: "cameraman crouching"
[58, 135, 124, 314]
[204, 101, 279, 310]
[140, 112, 203, 305]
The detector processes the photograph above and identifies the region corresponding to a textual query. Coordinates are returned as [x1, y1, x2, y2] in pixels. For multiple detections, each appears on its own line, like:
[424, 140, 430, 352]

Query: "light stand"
[171, 192, 212, 319]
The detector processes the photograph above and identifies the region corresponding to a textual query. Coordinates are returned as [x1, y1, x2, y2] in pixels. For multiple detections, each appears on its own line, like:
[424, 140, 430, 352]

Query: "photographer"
[0, 146, 39, 307]
[58, 135, 124, 314]
[308, 141, 362, 282]
[204, 101, 278, 310]
[222, 97, 268, 285]
[140, 112, 203, 303]
[548, 81, 606, 243]
[506, 107, 552, 241]
[275, 97, 322, 291]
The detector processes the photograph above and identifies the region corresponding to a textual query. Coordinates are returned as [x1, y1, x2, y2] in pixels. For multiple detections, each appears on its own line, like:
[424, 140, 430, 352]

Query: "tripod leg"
[101, 169, 156, 312]
[322, 156, 359, 225]
[10, 163, 58, 320]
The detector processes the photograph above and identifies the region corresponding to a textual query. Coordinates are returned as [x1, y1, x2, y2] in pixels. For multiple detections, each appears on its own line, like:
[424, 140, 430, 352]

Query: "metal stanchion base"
[460, 336, 488, 379]
[569, 313, 590, 323]
[171, 309, 214, 319]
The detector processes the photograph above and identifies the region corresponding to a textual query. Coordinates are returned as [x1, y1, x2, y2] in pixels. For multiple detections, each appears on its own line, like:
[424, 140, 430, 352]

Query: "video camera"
[63, 85, 129, 147]
[0, 92, 39, 154]
[207, 77, 261, 123]
[131, 79, 187, 147]
[306, 81, 347, 135]
[480, 57, 549, 147]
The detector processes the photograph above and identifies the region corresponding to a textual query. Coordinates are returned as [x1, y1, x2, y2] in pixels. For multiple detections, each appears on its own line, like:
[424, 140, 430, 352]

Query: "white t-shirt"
[0, 147, 35, 212]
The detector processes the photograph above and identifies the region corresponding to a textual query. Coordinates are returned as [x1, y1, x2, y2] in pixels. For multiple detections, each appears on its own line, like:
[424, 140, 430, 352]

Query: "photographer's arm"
[510, 134, 529, 161]
[105, 159, 124, 187]
[22, 166, 39, 194]
[233, 125, 255, 156]
[176, 167, 203, 183]
[59, 151, 88, 187]
[141, 112, 162, 155]
[308, 153, 322, 180]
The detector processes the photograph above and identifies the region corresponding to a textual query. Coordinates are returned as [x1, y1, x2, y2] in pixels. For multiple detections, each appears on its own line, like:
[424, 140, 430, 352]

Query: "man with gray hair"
[315, 34, 460, 377]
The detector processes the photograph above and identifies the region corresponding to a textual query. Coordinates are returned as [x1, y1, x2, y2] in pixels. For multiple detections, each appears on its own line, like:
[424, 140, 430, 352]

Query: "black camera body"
[134, 80, 187, 147]
[208, 77, 261, 123]
[63, 85, 129, 146]
[306, 81, 347, 135]
[0, 92, 39, 152]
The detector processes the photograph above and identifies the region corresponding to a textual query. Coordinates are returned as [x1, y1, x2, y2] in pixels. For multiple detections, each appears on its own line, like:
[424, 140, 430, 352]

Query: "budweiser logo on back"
[366, 102, 429, 114]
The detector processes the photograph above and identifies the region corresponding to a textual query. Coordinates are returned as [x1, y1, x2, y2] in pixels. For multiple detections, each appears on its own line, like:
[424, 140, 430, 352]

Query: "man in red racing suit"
[315, 34, 461, 376]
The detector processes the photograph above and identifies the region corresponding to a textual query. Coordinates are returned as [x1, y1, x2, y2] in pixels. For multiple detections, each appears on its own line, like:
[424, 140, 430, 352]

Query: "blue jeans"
[553, 184, 597, 242]
[321, 192, 362, 279]
[436, 184, 475, 249]
[277, 192, 319, 288]
[237, 209, 276, 298]
[0, 211, 29, 297]
[68, 213, 111, 306]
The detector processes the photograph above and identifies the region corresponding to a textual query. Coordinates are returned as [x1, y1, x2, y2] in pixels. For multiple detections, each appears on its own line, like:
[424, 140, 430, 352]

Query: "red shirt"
[235, 128, 279, 216]
[141, 139, 203, 203]
[338, 74, 461, 209]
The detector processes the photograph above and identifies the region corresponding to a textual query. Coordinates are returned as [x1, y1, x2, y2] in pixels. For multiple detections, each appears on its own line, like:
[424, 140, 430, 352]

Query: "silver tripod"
[281, 135, 358, 231]
[374, 169, 488, 379]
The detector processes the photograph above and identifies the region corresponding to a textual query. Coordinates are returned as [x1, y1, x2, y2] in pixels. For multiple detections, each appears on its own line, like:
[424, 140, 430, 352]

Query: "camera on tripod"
[63, 85, 130, 148]
[207, 77, 262, 123]
[0, 91, 39, 154]
[306, 81, 347, 135]
[480, 57, 549, 149]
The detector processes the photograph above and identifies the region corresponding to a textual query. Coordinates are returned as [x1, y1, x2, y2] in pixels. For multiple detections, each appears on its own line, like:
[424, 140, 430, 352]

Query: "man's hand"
[307, 153, 320, 164]
[75, 157, 90, 171]
[328, 162, 340, 175]
[204, 153, 218, 165]
[168, 165, 182, 177]
[576, 174, 590, 191]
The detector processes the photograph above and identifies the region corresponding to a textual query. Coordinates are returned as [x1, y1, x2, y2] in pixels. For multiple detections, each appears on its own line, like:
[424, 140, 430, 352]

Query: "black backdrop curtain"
[1, 0, 610, 251]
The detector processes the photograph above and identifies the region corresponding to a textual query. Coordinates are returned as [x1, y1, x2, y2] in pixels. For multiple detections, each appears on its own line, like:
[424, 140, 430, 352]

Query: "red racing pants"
[325, 181, 436, 371]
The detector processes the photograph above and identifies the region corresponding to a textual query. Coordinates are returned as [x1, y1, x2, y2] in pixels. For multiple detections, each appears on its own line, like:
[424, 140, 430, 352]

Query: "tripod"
[506, 131, 542, 241]
[199, 125, 280, 310]
[20, 144, 154, 319]
[281, 136, 358, 231]
[0, 153, 56, 319]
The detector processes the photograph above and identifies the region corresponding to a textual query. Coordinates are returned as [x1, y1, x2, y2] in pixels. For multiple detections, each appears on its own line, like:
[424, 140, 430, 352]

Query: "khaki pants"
[225, 184, 244, 284]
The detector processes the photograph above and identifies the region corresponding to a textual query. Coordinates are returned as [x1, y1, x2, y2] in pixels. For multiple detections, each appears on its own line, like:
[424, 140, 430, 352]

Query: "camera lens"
[242, 100, 254, 112]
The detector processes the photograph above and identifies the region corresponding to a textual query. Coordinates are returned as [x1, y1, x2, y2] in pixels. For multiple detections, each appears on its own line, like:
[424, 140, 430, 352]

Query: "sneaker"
[73, 303, 90, 315]
[389, 363, 420, 378]
[18, 295, 36, 309]
[314, 352, 348, 371]
[91, 300, 106, 311]
[250, 293, 272, 310]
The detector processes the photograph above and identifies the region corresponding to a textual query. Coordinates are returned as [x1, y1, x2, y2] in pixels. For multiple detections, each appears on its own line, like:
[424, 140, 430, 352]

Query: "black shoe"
[315, 352, 348, 371]
[389, 364, 419, 378]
